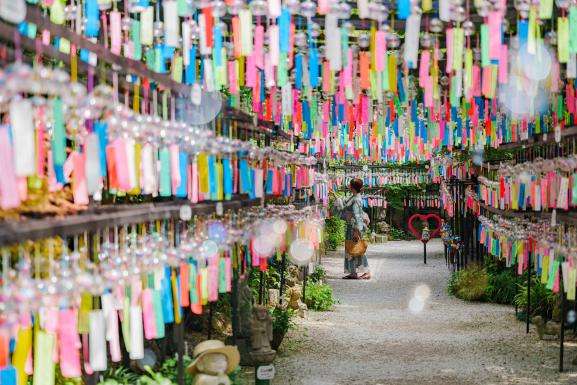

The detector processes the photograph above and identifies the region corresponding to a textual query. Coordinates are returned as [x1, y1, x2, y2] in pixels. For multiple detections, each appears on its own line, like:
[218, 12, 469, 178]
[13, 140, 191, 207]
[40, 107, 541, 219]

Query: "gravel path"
[269, 240, 577, 385]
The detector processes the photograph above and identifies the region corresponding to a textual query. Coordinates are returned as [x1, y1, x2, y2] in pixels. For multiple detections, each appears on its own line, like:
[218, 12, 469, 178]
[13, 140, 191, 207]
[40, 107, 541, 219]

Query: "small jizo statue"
[249, 305, 276, 364]
[421, 224, 431, 242]
[186, 340, 240, 385]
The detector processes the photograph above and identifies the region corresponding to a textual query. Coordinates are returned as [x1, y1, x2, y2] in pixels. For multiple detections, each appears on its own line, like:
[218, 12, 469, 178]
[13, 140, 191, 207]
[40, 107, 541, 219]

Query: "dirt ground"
[245, 240, 577, 385]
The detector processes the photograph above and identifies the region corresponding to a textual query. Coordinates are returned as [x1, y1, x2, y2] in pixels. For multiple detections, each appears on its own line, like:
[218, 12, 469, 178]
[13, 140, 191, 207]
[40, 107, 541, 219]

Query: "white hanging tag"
[325, 14, 342, 71]
[182, 21, 191, 66]
[198, 13, 210, 55]
[567, 55, 577, 79]
[0, 0, 26, 24]
[9, 99, 35, 177]
[439, 0, 450, 21]
[357, 0, 369, 19]
[239, 9, 253, 56]
[555, 124, 561, 143]
[89, 310, 108, 371]
[551, 209, 557, 227]
[204, 58, 215, 91]
[269, 25, 280, 66]
[140, 6, 154, 46]
[125, 139, 137, 190]
[404, 13, 421, 69]
[163, 1, 179, 47]
[282, 82, 293, 116]
[85, 133, 102, 195]
[141, 144, 156, 194]
[191, 83, 202, 105]
[129, 306, 144, 360]
[268, 0, 281, 18]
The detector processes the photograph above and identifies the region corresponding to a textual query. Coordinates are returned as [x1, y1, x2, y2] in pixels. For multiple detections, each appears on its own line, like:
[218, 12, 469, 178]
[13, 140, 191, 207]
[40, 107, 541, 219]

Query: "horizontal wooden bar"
[26, 5, 190, 94]
[497, 126, 577, 150]
[0, 196, 261, 246]
[479, 202, 577, 226]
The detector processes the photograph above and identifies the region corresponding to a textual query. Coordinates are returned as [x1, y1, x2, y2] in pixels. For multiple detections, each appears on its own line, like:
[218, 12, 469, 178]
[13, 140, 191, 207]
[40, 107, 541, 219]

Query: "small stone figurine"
[421, 225, 431, 242]
[186, 340, 240, 385]
[249, 305, 277, 364]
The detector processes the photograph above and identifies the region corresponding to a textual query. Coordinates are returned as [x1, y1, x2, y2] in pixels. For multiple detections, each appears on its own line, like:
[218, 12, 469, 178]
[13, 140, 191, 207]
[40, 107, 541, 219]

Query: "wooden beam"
[497, 126, 577, 150]
[25, 5, 190, 95]
[0, 196, 261, 246]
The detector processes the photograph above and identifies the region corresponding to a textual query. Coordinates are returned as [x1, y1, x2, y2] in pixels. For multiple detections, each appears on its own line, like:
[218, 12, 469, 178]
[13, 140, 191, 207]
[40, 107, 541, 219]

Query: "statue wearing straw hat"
[186, 340, 240, 385]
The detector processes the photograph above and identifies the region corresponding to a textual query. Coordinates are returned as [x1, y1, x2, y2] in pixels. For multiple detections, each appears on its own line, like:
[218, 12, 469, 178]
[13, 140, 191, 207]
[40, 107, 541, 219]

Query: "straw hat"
[186, 340, 240, 375]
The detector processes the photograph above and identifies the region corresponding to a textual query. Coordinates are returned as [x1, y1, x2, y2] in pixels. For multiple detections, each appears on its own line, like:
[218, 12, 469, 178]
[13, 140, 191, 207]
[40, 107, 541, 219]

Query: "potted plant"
[270, 307, 295, 351]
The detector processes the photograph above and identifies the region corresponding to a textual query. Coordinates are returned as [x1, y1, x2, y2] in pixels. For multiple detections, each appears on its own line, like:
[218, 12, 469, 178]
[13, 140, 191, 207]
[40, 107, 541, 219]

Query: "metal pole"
[560, 272, 566, 372]
[175, 322, 184, 385]
[302, 266, 308, 303]
[423, 242, 427, 264]
[258, 271, 265, 305]
[208, 302, 214, 339]
[526, 247, 531, 333]
[279, 253, 287, 305]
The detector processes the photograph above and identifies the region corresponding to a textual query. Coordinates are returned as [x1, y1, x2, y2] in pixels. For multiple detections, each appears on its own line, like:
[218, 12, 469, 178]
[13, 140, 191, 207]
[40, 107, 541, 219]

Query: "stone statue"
[532, 316, 561, 340]
[289, 286, 307, 317]
[186, 340, 240, 385]
[249, 305, 276, 364]
[238, 279, 254, 339]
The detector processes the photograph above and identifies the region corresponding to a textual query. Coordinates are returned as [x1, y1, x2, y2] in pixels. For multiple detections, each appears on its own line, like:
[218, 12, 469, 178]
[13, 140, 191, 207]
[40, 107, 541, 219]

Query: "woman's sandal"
[342, 274, 359, 279]
[360, 273, 371, 280]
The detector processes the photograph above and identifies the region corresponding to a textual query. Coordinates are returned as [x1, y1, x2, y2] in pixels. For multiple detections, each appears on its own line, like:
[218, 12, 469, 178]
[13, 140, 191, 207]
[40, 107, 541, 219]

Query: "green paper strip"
[131, 20, 142, 61]
[145, 48, 155, 70]
[570, 7, 577, 55]
[219, 257, 227, 294]
[33, 331, 55, 385]
[452, 28, 464, 71]
[152, 290, 165, 339]
[121, 297, 131, 352]
[464, 49, 473, 91]
[540, 0, 553, 19]
[480, 24, 490, 67]
[341, 26, 349, 67]
[172, 56, 183, 83]
[159, 148, 171, 197]
[27, 23, 37, 39]
[59, 38, 70, 54]
[546, 260, 560, 290]
[52, 98, 66, 165]
[277, 52, 288, 87]
[50, 0, 65, 25]
[558, 17, 569, 63]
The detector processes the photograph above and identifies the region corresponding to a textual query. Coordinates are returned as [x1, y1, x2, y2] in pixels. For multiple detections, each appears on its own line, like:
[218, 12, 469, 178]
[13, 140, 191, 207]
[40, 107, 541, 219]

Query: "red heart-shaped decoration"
[407, 214, 442, 243]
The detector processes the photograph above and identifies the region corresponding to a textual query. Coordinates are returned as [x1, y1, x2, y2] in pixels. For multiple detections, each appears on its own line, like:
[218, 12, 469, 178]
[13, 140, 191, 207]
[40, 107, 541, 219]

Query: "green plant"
[324, 217, 346, 250]
[270, 307, 296, 334]
[389, 228, 409, 240]
[140, 365, 175, 385]
[99, 366, 139, 385]
[309, 265, 327, 284]
[483, 257, 518, 305]
[486, 270, 518, 304]
[229, 367, 243, 385]
[448, 264, 489, 301]
[304, 283, 337, 311]
[514, 277, 557, 320]
[158, 355, 193, 385]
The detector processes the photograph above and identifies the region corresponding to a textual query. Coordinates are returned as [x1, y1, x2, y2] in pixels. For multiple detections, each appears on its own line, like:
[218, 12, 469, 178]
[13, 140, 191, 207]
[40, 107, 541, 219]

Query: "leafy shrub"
[448, 264, 489, 301]
[389, 228, 409, 240]
[483, 256, 517, 304]
[309, 265, 327, 284]
[324, 217, 346, 250]
[304, 283, 337, 311]
[486, 269, 517, 304]
[270, 307, 296, 334]
[514, 277, 557, 320]
[158, 355, 193, 385]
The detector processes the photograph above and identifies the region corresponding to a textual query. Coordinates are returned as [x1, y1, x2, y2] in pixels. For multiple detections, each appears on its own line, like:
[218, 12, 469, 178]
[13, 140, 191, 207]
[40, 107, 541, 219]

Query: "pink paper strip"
[488, 13, 502, 60]
[0, 127, 21, 209]
[72, 152, 89, 205]
[445, 28, 453, 74]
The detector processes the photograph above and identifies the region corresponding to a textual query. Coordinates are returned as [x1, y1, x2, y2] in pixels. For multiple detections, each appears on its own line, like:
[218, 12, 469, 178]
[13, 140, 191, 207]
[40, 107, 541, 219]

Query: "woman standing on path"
[331, 178, 370, 280]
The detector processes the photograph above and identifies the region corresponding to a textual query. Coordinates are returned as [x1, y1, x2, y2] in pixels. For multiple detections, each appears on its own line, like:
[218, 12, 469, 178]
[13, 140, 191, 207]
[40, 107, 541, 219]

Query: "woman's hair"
[350, 178, 364, 193]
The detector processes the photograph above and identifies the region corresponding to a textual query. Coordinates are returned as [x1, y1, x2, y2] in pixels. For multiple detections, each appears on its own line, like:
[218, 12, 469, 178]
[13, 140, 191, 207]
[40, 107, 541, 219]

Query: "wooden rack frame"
[0, 196, 261, 245]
